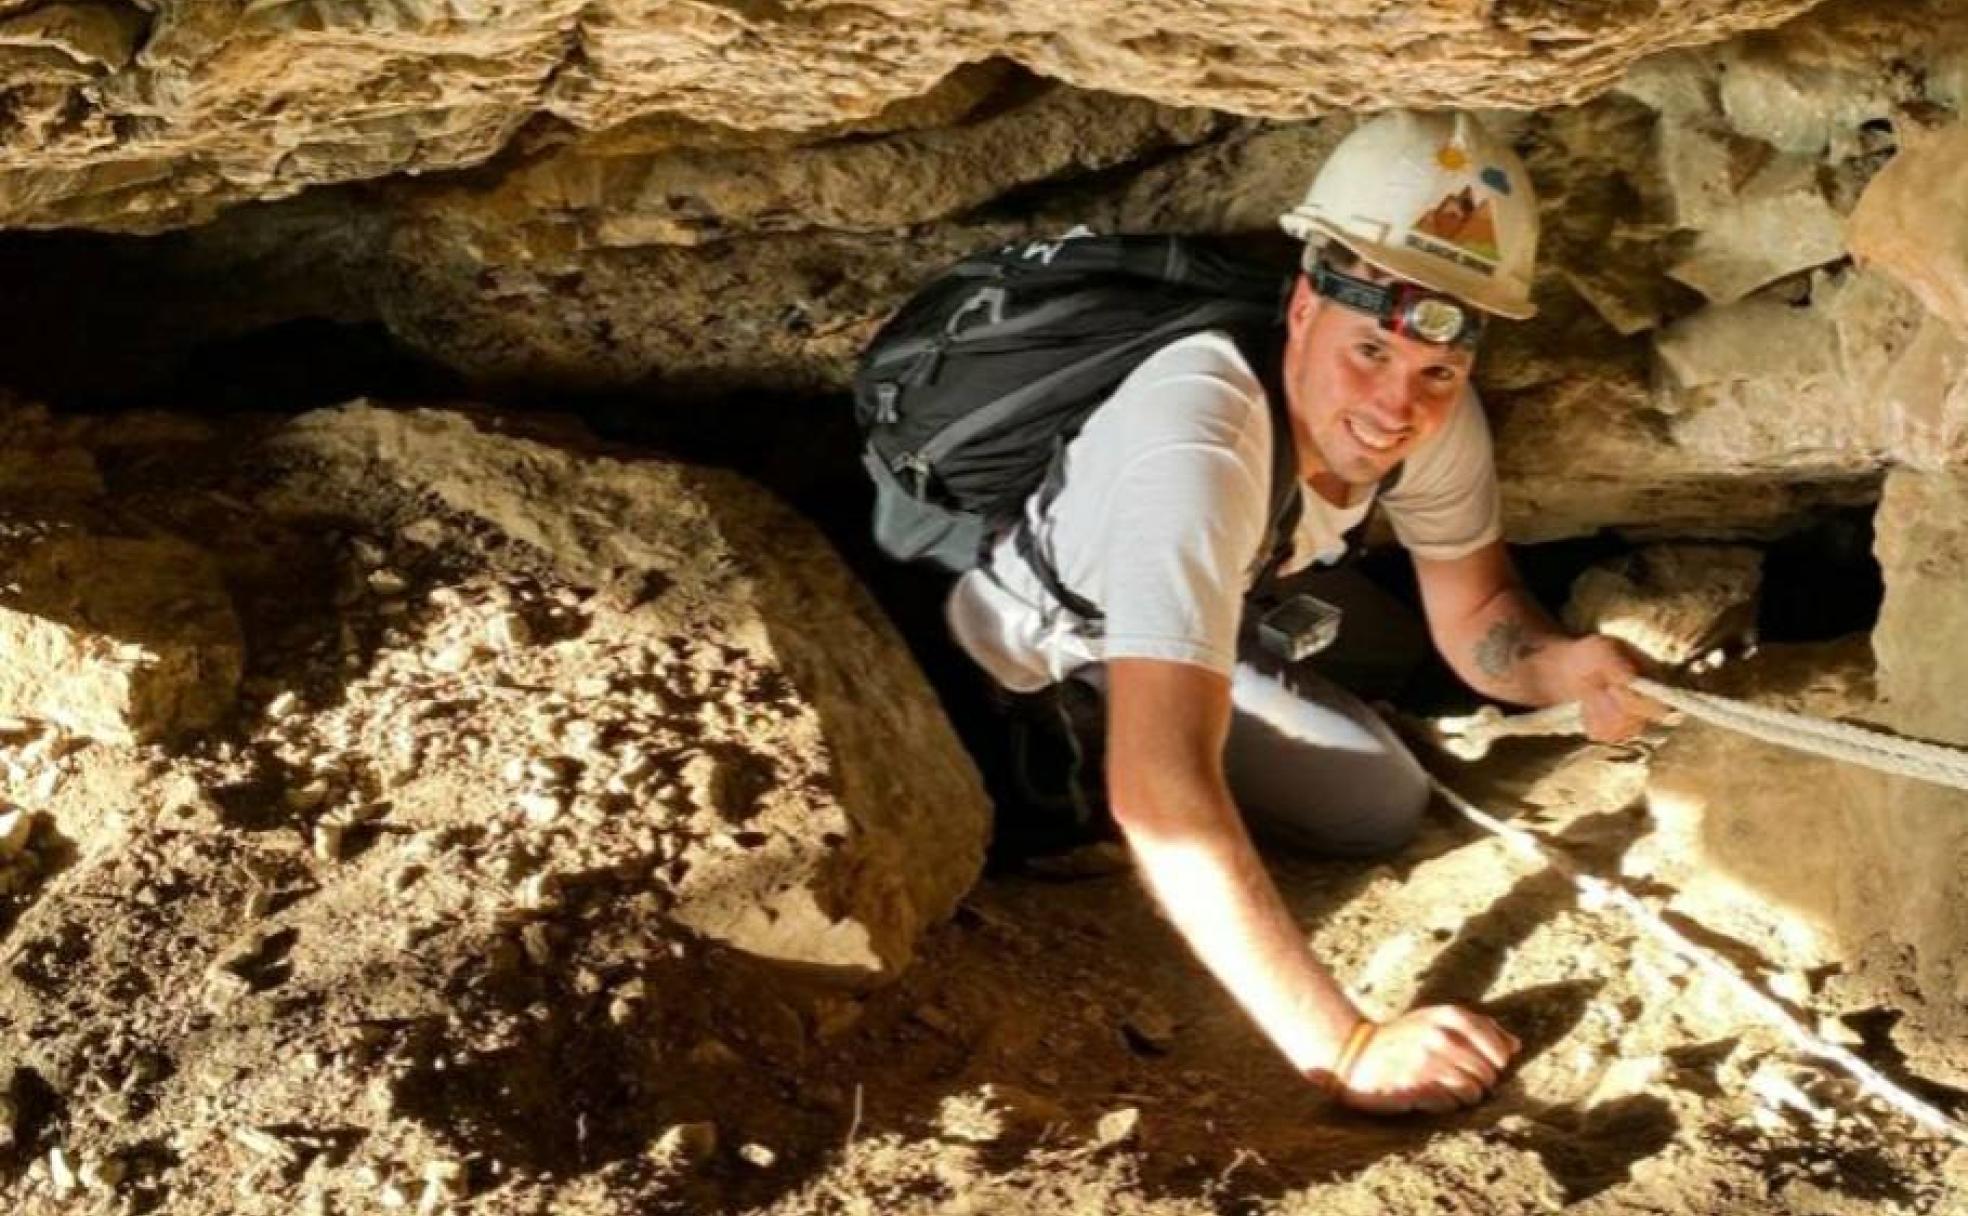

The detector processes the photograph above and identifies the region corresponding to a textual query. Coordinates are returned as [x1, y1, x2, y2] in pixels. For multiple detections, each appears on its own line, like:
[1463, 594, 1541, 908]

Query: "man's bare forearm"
[1114, 782, 1361, 1073]
[1444, 586, 1578, 707]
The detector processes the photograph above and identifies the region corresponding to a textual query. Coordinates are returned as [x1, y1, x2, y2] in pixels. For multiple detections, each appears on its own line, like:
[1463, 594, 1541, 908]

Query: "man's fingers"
[1583, 685, 1647, 743]
[1435, 1009, 1516, 1073]
[1444, 1052, 1501, 1098]
[1604, 679, 1659, 716]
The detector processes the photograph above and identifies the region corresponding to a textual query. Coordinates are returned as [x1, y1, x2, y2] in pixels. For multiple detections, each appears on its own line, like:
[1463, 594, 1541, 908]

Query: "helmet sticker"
[1434, 144, 1470, 172]
[1407, 186, 1501, 274]
[1480, 165, 1511, 194]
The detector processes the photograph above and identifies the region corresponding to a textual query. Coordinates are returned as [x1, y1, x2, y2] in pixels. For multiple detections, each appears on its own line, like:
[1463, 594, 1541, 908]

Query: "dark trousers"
[997, 567, 1432, 860]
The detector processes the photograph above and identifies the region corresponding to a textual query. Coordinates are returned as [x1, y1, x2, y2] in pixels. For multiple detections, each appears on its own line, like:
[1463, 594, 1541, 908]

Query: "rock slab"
[0, 529, 241, 743]
[270, 403, 990, 981]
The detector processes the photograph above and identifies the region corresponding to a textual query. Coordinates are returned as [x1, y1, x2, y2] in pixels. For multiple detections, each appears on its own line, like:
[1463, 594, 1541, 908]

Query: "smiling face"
[1280, 261, 1477, 495]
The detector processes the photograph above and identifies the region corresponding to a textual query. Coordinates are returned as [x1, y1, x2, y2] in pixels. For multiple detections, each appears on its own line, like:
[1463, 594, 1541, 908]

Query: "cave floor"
[0, 406, 1962, 1215]
[715, 735, 1964, 1216]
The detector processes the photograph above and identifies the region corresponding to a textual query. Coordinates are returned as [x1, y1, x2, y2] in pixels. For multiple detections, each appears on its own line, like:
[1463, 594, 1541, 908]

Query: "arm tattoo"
[1473, 618, 1542, 680]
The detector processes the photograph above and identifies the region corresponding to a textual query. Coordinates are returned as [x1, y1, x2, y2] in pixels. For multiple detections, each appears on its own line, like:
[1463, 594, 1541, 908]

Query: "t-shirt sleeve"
[1085, 443, 1268, 677]
[1380, 386, 1502, 561]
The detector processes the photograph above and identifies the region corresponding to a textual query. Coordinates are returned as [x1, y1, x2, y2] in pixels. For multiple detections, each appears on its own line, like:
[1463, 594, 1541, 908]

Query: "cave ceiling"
[0, 0, 1835, 233]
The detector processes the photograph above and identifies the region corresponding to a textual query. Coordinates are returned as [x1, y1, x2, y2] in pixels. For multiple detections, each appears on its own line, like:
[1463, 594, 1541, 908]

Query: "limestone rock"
[1666, 187, 1846, 304]
[1647, 120, 1749, 230]
[1639, 637, 1877, 971]
[1492, 354, 1880, 545]
[1848, 122, 1968, 341]
[1497, 261, 1968, 541]
[1873, 471, 1968, 741]
[1833, 471, 1968, 1078]
[1562, 545, 1761, 667]
[1649, 268, 1968, 478]
[394, 78, 1226, 262]
[1713, 32, 1902, 159]
[0, 1, 1823, 233]
[1644, 475, 1968, 1083]
[0, 528, 242, 743]
[269, 403, 989, 981]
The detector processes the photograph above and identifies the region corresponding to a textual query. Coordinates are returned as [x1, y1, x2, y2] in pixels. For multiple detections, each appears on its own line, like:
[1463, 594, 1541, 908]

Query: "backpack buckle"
[874, 382, 900, 425]
[945, 286, 1008, 338]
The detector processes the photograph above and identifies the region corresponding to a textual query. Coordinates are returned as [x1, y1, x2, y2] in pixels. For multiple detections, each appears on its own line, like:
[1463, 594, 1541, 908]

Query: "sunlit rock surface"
[0, 0, 1826, 233]
[268, 403, 992, 980]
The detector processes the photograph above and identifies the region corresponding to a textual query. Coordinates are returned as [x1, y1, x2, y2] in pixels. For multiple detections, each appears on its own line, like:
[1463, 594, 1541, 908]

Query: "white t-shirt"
[945, 330, 1501, 692]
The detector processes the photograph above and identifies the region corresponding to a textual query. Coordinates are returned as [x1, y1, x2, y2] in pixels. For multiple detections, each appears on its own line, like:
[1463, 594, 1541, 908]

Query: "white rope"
[1429, 775, 1968, 1145]
[1631, 677, 1968, 792]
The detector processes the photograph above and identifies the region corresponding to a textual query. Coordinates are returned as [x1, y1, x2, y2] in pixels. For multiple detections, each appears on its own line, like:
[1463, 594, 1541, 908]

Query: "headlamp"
[1310, 260, 1485, 349]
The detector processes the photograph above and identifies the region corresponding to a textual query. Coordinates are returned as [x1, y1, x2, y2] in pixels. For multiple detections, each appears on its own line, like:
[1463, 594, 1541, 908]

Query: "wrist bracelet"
[1319, 1018, 1378, 1096]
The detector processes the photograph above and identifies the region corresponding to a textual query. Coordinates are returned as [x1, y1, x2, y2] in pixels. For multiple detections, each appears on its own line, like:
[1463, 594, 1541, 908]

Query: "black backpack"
[852, 231, 1305, 622]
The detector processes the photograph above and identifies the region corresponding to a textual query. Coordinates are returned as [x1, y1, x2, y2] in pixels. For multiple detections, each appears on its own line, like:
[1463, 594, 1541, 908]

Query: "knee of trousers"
[1230, 739, 1432, 860]
[1336, 750, 1430, 859]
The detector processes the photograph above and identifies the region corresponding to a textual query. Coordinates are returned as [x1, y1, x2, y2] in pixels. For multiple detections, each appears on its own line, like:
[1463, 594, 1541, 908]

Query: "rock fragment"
[485, 611, 533, 651]
[48, 1145, 78, 1197]
[1122, 999, 1179, 1055]
[1094, 1107, 1141, 1145]
[0, 804, 32, 859]
[313, 821, 348, 862]
[936, 1084, 1069, 1143]
[650, 1121, 718, 1171]
[1562, 545, 1762, 667]
[0, 531, 243, 743]
[418, 1160, 467, 1213]
[1667, 187, 1846, 304]
[1849, 122, 1968, 339]
[79, 1152, 125, 1192]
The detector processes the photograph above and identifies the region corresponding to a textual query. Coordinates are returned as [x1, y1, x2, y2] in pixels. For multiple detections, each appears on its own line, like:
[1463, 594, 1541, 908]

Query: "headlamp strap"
[1310, 263, 1393, 318]
[1310, 260, 1482, 348]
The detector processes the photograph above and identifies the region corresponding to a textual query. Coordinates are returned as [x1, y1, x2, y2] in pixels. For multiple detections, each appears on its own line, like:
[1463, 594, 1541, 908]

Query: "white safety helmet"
[1280, 110, 1539, 320]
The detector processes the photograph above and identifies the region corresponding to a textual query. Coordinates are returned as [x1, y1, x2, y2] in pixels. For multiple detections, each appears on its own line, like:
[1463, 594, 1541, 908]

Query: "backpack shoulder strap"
[1233, 327, 1305, 602]
[1011, 322, 1303, 630]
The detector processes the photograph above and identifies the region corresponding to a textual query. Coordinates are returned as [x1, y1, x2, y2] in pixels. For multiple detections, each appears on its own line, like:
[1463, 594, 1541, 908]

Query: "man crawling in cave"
[935, 112, 1660, 1114]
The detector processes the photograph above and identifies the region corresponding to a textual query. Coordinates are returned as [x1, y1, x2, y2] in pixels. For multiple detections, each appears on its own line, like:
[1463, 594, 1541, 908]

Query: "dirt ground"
[0, 403, 1964, 1215]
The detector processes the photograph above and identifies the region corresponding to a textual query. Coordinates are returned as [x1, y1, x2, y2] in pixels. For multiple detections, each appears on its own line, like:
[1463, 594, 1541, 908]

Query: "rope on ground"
[1428, 774, 1968, 1145]
[1632, 677, 1968, 793]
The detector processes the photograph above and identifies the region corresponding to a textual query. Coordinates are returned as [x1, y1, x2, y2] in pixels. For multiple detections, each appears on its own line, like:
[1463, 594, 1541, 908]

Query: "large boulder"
[266, 402, 990, 981]
[1848, 121, 1968, 341]
[1643, 470, 1968, 1082]
[1638, 637, 1878, 972]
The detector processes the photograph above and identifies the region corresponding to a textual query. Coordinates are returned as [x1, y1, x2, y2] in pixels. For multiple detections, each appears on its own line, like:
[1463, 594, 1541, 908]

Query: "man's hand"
[1333, 1006, 1521, 1115]
[1416, 544, 1664, 737]
[1546, 634, 1661, 743]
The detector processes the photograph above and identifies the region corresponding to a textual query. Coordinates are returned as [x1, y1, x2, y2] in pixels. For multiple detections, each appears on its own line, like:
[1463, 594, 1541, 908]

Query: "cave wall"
[3, 0, 1968, 542]
[4, 0, 1968, 1062]
[0, 0, 1828, 234]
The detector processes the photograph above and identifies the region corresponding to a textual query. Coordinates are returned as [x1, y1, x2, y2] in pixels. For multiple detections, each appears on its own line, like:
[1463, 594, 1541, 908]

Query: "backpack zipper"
[894, 449, 934, 494]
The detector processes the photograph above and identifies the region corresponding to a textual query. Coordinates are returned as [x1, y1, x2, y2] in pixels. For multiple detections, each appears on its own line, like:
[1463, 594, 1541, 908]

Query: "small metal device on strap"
[1257, 593, 1345, 663]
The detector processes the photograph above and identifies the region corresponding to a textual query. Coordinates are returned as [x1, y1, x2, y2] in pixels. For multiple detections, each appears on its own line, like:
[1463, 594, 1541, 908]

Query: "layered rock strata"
[0, 0, 1825, 233]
